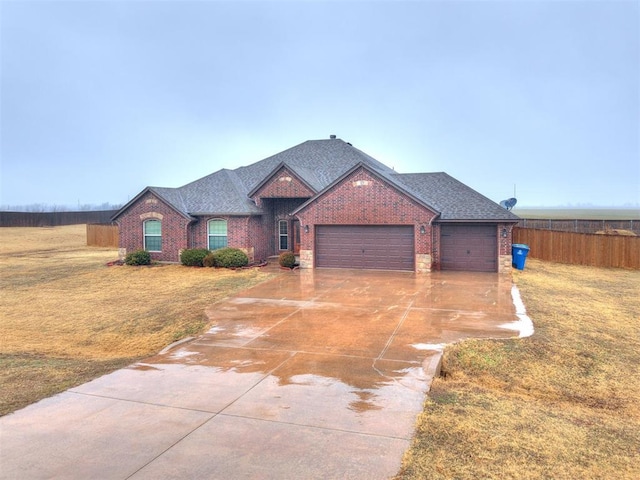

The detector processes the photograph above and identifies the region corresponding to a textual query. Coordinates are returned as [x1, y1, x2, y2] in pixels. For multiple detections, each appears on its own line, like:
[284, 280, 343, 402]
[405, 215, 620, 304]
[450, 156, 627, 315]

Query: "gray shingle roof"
[117, 138, 519, 222]
[148, 187, 188, 214]
[394, 172, 520, 221]
[234, 139, 395, 193]
[176, 169, 262, 215]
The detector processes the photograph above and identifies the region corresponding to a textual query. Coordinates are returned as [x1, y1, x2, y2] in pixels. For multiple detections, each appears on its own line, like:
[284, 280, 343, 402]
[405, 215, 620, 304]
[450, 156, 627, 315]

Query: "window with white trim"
[143, 219, 162, 252]
[208, 219, 228, 250]
[279, 220, 288, 250]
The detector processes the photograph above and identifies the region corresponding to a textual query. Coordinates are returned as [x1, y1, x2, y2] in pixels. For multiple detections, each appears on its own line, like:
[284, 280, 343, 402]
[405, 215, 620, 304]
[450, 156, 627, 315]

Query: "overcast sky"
[1, 0, 638, 209]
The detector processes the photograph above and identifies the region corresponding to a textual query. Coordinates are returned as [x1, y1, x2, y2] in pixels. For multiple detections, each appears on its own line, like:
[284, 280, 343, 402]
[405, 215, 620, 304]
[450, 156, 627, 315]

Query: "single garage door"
[316, 225, 414, 271]
[440, 224, 497, 272]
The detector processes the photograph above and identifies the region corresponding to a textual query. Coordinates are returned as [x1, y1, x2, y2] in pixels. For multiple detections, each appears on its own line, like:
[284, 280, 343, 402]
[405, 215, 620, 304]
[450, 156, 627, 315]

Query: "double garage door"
[314, 224, 498, 272]
[440, 224, 497, 272]
[316, 225, 414, 271]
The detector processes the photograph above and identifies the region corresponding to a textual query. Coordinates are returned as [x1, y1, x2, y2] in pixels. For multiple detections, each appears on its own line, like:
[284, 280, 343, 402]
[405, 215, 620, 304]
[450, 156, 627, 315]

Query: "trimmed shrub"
[202, 252, 217, 268]
[211, 247, 249, 268]
[278, 251, 296, 268]
[180, 248, 210, 267]
[125, 249, 151, 266]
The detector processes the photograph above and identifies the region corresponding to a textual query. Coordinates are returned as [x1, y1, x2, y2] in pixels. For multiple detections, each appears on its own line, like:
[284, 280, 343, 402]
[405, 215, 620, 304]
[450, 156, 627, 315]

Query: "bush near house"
[210, 247, 249, 268]
[124, 250, 151, 266]
[278, 251, 296, 268]
[180, 248, 210, 267]
[202, 252, 217, 267]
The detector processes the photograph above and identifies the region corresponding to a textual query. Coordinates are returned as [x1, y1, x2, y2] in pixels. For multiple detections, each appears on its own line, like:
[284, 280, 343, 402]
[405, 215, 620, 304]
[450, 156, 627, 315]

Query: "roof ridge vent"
[329, 134, 336, 139]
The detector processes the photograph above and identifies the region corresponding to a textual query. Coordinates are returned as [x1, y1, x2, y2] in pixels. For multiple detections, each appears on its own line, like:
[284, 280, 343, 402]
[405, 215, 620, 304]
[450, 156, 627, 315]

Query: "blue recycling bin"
[512, 244, 530, 270]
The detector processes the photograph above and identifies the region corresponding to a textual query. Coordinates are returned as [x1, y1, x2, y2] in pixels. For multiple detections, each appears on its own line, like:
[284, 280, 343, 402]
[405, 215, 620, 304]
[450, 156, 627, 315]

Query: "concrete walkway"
[0, 269, 531, 479]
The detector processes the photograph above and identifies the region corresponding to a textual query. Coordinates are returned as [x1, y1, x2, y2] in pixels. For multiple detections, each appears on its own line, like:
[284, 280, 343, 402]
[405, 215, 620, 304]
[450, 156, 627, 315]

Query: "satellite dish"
[499, 198, 517, 210]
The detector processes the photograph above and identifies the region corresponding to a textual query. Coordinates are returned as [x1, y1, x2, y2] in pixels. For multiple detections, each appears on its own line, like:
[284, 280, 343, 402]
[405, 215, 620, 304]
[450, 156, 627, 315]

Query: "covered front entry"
[315, 225, 414, 271]
[440, 224, 497, 272]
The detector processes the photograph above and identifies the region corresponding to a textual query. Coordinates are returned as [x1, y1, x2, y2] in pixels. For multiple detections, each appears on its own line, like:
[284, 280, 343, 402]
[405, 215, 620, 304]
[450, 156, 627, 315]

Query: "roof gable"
[111, 187, 193, 222]
[293, 163, 440, 216]
[248, 163, 317, 199]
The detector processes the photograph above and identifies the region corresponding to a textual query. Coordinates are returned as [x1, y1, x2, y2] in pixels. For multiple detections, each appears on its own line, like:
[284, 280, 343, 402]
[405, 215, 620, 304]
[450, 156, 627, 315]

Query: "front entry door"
[292, 219, 301, 254]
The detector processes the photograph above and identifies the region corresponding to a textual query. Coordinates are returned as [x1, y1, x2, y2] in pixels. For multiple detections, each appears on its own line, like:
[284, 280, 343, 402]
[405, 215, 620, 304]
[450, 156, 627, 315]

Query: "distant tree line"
[0, 202, 122, 212]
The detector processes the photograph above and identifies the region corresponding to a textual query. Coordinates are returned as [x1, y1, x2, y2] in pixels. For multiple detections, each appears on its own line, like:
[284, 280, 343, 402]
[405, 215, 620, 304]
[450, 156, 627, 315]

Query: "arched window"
[208, 219, 228, 250]
[143, 219, 162, 252]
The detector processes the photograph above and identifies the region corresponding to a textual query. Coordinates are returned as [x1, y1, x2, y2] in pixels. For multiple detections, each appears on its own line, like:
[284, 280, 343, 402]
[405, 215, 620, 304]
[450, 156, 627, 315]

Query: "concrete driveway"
[0, 269, 531, 480]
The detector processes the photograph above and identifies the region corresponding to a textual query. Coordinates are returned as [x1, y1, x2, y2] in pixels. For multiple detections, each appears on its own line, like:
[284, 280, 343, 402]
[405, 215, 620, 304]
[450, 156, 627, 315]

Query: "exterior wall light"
[304, 225, 309, 233]
[420, 225, 426, 234]
[501, 227, 508, 238]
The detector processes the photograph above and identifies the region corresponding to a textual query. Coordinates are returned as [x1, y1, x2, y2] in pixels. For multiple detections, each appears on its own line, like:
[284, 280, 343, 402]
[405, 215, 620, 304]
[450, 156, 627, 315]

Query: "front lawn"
[0, 225, 275, 415]
[396, 259, 640, 479]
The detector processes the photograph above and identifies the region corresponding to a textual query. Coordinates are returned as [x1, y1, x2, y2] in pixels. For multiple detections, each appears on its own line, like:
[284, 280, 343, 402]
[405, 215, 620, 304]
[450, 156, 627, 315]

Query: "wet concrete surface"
[0, 269, 531, 479]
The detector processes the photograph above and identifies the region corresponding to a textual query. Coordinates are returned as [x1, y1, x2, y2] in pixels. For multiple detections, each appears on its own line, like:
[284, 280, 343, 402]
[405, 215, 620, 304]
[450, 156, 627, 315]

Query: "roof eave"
[188, 212, 263, 217]
[111, 187, 193, 222]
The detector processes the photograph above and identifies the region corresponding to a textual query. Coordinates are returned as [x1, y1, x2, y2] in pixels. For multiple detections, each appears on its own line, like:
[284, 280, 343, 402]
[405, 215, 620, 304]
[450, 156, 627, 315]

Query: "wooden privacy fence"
[1, 210, 118, 227]
[512, 228, 640, 269]
[517, 218, 638, 234]
[87, 224, 119, 248]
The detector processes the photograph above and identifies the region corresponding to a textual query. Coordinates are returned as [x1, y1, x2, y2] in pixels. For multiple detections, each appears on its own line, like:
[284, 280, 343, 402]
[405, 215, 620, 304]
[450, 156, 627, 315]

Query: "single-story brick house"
[113, 136, 520, 272]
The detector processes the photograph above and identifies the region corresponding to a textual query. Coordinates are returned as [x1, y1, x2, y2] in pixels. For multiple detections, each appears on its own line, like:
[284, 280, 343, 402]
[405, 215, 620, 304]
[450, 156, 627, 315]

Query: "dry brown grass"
[397, 259, 640, 479]
[596, 228, 637, 236]
[0, 225, 275, 415]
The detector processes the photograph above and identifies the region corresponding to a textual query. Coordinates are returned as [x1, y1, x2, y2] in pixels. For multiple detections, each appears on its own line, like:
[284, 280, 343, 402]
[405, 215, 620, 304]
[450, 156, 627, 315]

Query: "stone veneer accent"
[416, 254, 432, 273]
[299, 249, 313, 269]
[498, 254, 513, 274]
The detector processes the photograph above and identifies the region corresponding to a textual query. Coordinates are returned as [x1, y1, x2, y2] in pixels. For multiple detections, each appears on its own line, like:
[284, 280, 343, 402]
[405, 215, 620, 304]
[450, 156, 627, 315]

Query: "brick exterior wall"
[248, 215, 270, 262]
[295, 167, 438, 271]
[189, 216, 260, 261]
[499, 223, 514, 256]
[431, 223, 441, 270]
[498, 222, 515, 274]
[115, 192, 191, 262]
[117, 194, 310, 264]
[251, 167, 315, 207]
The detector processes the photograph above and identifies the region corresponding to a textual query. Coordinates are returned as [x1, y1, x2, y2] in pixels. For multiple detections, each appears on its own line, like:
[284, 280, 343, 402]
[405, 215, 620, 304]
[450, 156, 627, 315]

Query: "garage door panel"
[316, 225, 414, 271]
[440, 224, 497, 272]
